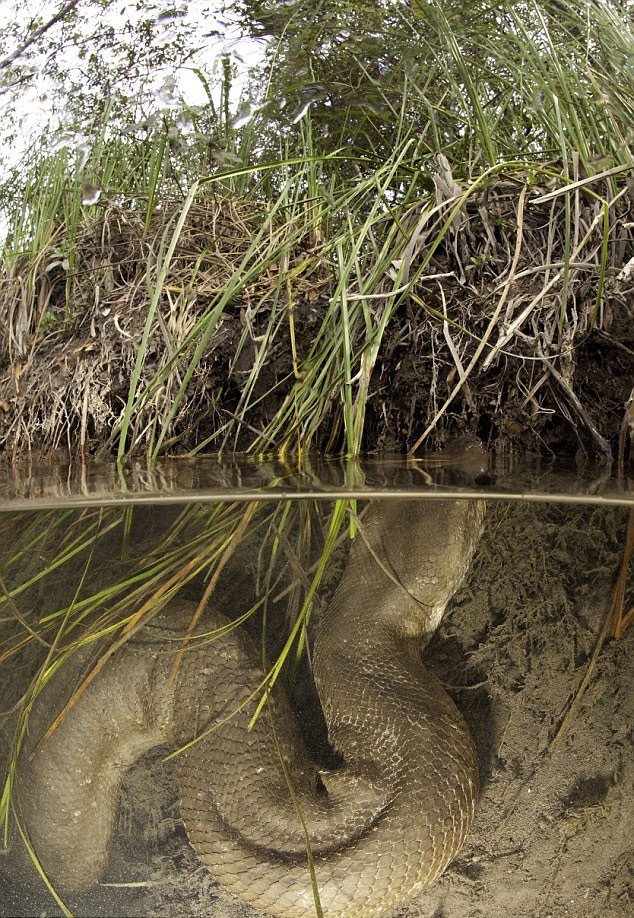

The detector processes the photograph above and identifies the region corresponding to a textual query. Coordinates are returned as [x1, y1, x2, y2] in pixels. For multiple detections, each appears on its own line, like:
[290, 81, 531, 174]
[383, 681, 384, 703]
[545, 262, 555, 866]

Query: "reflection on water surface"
[0, 449, 631, 509]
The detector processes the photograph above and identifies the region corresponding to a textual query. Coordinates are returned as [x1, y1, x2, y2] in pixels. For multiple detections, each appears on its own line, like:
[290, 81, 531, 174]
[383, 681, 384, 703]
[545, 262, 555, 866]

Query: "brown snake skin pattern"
[18, 499, 486, 917]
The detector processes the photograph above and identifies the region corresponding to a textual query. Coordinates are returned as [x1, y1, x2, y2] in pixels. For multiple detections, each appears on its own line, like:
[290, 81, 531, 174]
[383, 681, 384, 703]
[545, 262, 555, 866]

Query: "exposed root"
[0, 172, 632, 459]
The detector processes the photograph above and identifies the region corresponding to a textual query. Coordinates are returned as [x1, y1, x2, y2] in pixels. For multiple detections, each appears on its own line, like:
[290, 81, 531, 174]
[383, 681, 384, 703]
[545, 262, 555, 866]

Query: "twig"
[608, 508, 633, 640]
[221, 407, 278, 446]
[551, 508, 632, 749]
[439, 282, 476, 414]
[0, 0, 81, 71]
[617, 386, 634, 473]
[541, 358, 612, 460]
[409, 185, 528, 454]
[529, 164, 632, 204]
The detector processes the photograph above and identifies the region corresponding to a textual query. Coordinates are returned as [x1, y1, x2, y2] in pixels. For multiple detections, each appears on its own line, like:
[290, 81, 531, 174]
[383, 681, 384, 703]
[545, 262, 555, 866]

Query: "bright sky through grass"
[0, 0, 268, 240]
[0, 0, 267, 164]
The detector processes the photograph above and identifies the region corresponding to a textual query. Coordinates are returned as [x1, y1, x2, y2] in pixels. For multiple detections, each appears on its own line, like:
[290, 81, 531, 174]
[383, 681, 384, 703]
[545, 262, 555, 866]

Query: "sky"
[0, 0, 267, 164]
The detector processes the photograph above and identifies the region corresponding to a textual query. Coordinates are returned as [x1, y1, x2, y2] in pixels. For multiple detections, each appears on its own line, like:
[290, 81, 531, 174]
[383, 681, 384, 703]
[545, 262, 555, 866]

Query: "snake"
[16, 498, 485, 917]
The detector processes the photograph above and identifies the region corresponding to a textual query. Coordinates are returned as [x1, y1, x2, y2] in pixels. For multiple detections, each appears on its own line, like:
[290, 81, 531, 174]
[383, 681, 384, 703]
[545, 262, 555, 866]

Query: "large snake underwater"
[17, 498, 486, 917]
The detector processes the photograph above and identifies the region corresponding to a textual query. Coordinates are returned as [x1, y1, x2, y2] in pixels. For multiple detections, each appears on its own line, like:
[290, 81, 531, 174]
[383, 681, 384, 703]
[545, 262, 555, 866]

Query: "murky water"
[0, 472, 631, 918]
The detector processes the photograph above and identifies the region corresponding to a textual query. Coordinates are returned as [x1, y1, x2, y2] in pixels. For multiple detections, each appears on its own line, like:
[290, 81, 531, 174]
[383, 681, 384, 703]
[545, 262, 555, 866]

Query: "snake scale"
[17, 498, 485, 916]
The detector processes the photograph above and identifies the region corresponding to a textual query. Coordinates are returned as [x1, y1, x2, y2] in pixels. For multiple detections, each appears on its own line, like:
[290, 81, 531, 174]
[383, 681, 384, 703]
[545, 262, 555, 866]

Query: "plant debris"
[0, 169, 632, 461]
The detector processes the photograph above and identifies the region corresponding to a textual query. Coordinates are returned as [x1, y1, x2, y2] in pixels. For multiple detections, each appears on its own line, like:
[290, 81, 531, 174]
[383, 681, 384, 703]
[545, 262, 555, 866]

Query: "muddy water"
[0, 498, 631, 918]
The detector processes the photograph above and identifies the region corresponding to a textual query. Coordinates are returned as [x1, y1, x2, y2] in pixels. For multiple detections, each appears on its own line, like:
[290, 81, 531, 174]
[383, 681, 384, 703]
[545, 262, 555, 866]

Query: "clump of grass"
[0, 149, 630, 460]
[240, 0, 633, 170]
[1, 1, 631, 461]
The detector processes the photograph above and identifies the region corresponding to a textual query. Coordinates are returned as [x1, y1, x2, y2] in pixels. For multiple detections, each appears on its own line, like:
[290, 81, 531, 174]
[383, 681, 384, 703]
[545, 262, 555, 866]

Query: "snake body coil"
[18, 499, 485, 917]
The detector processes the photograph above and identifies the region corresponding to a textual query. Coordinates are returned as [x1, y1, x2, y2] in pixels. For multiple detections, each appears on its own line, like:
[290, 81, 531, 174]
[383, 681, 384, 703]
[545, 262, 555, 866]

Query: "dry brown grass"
[0, 169, 632, 461]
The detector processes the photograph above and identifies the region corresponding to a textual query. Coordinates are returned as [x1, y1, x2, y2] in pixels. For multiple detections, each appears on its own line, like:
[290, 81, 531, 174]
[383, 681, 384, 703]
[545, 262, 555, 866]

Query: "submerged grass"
[0, 499, 353, 852]
[0, 497, 352, 915]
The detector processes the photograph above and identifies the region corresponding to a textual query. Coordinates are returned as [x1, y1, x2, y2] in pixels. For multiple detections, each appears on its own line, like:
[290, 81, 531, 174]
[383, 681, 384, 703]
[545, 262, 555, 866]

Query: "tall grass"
[0, 1, 630, 460]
